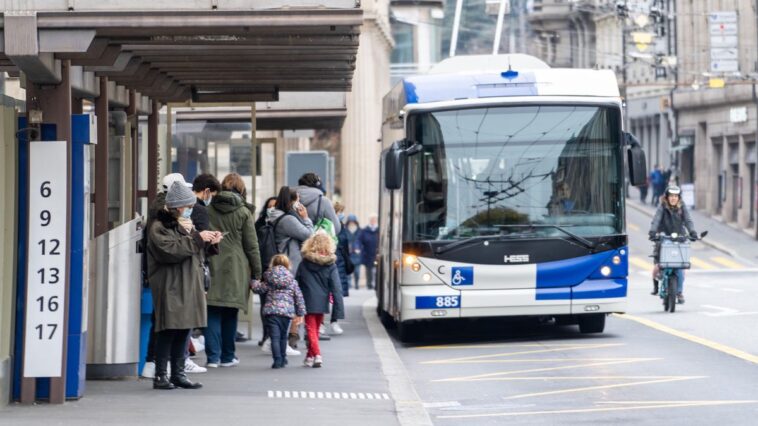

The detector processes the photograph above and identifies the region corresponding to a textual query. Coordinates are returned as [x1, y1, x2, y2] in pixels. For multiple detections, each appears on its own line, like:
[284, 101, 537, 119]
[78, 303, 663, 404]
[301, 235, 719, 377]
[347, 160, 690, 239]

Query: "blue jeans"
[204, 305, 238, 364]
[265, 315, 290, 367]
[674, 269, 684, 294]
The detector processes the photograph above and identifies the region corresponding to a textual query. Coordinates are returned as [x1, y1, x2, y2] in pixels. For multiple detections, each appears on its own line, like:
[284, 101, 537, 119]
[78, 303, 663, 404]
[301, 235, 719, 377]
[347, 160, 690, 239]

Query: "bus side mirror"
[625, 132, 647, 187]
[384, 148, 403, 190]
[384, 142, 423, 190]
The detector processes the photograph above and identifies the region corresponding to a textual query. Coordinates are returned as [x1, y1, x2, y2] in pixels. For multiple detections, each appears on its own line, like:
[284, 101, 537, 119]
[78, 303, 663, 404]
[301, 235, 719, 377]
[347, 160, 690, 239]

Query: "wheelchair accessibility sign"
[451, 266, 474, 286]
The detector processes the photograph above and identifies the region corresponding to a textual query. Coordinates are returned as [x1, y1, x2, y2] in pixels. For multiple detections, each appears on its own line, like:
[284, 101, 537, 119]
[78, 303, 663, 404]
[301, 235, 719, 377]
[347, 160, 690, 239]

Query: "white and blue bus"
[377, 54, 647, 341]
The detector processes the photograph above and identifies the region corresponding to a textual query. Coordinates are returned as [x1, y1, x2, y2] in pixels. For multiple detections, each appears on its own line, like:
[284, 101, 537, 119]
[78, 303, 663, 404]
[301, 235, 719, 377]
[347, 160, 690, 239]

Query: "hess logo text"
[504, 254, 529, 263]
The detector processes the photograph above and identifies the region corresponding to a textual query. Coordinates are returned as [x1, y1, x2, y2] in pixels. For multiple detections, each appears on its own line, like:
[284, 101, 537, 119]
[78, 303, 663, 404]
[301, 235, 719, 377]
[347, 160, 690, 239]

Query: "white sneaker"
[330, 322, 344, 335]
[220, 358, 240, 368]
[303, 357, 315, 367]
[261, 339, 272, 354]
[319, 323, 327, 335]
[185, 359, 207, 374]
[313, 355, 323, 368]
[141, 362, 155, 379]
[286, 345, 301, 356]
[206, 362, 219, 368]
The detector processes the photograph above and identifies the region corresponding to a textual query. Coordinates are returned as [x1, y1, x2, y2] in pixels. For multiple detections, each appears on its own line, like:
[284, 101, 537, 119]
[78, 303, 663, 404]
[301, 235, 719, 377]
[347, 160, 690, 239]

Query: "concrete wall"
[340, 9, 392, 224]
[0, 99, 19, 408]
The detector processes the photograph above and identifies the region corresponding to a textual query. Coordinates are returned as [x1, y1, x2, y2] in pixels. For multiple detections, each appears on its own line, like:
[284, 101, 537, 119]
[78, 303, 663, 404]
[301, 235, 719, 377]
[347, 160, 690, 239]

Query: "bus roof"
[383, 55, 620, 120]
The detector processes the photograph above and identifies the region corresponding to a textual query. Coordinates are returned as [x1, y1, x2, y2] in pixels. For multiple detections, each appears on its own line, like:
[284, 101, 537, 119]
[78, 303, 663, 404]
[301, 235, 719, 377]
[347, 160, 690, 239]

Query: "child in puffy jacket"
[251, 255, 306, 368]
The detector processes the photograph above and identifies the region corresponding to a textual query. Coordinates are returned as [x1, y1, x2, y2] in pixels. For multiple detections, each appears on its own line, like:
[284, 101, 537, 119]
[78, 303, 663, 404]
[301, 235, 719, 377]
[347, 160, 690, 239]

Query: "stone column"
[340, 10, 393, 223]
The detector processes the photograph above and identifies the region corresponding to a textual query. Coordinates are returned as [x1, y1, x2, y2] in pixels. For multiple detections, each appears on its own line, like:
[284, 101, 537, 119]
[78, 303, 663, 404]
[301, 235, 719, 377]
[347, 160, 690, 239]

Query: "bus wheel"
[578, 314, 606, 334]
[398, 321, 421, 343]
[380, 310, 396, 330]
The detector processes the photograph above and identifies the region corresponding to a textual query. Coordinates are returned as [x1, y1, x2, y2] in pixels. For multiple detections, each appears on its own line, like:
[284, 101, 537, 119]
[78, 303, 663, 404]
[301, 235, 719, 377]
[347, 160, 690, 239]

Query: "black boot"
[170, 358, 203, 389]
[651, 280, 659, 296]
[153, 358, 175, 390]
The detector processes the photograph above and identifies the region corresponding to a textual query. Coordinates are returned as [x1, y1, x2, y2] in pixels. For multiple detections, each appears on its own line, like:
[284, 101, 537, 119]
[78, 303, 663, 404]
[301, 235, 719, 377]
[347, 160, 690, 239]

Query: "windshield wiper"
[435, 233, 527, 255]
[495, 224, 596, 250]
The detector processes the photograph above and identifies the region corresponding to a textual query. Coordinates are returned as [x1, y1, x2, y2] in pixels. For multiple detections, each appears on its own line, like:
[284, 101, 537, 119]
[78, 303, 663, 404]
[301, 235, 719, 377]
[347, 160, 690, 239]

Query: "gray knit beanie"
[166, 181, 196, 208]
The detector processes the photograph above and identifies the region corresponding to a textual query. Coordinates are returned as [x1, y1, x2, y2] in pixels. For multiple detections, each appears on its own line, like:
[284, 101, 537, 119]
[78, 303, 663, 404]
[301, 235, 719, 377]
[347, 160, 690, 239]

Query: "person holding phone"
[204, 173, 262, 368]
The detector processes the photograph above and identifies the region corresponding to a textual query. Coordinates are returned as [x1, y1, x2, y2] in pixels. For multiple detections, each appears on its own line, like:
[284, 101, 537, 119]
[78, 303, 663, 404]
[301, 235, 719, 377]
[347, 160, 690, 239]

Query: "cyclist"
[648, 185, 699, 304]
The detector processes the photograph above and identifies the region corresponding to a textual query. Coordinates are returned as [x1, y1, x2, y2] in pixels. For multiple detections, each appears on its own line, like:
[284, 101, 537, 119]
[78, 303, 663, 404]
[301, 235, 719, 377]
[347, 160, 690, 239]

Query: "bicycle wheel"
[661, 278, 670, 312]
[667, 275, 677, 313]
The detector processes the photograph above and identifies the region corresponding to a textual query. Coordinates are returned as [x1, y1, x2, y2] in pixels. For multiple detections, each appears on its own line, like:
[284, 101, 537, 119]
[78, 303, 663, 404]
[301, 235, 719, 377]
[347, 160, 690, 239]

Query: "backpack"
[312, 195, 339, 244]
[257, 214, 288, 272]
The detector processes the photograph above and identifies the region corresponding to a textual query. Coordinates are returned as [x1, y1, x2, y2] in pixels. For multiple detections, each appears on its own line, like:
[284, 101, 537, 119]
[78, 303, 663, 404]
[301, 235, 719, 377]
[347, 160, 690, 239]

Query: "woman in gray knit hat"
[147, 181, 222, 390]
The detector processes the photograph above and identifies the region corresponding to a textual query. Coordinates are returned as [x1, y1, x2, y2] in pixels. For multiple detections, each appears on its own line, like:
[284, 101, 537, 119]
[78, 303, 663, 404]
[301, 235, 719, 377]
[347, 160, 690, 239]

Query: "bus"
[377, 54, 647, 341]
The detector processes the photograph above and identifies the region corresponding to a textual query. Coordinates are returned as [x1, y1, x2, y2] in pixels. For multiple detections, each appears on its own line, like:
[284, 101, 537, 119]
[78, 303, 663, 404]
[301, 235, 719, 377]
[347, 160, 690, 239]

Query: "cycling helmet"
[665, 185, 681, 196]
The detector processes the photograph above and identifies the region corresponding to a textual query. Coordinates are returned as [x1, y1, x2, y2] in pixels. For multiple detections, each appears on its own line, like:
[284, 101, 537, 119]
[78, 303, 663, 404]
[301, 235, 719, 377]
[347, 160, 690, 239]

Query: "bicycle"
[651, 231, 707, 313]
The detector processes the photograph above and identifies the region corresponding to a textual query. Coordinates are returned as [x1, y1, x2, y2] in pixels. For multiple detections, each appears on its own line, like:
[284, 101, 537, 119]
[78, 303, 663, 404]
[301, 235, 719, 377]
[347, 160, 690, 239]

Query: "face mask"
[348, 224, 358, 232]
[182, 208, 193, 219]
[203, 196, 212, 206]
[267, 207, 276, 216]
[338, 213, 345, 222]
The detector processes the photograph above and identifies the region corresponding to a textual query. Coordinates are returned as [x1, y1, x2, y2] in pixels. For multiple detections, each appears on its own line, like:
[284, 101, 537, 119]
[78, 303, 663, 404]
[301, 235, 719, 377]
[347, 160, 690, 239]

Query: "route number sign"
[23, 141, 68, 377]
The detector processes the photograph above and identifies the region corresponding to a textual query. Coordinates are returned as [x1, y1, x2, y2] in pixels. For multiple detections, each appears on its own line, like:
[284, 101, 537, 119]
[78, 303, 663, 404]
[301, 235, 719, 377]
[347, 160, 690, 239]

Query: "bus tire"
[398, 320, 421, 343]
[578, 314, 606, 334]
[380, 310, 396, 330]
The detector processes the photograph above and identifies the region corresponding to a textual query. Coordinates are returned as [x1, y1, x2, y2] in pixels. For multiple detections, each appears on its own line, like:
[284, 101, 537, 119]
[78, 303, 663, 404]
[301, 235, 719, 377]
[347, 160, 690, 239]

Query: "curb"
[626, 200, 739, 258]
[362, 297, 433, 426]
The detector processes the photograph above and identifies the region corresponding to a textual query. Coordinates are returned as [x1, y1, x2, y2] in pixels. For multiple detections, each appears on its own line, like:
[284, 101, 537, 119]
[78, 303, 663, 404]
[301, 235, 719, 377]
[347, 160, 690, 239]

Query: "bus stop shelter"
[0, 0, 361, 405]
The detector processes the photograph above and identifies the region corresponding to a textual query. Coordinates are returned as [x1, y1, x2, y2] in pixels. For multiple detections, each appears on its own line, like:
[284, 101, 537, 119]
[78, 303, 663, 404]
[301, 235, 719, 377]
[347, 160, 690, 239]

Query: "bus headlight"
[612, 255, 621, 265]
[404, 255, 417, 266]
[411, 263, 421, 272]
[600, 266, 612, 277]
[422, 273, 432, 282]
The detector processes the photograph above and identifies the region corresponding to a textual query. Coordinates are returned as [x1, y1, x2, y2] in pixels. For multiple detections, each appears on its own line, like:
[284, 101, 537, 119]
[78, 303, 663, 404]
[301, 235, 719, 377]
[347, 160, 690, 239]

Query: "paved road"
[389, 207, 758, 424]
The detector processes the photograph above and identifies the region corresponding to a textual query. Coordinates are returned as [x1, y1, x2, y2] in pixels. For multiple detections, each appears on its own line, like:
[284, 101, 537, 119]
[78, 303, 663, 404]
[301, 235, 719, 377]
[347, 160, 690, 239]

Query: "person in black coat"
[296, 233, 344, 368]
[356, 215, 379, 290]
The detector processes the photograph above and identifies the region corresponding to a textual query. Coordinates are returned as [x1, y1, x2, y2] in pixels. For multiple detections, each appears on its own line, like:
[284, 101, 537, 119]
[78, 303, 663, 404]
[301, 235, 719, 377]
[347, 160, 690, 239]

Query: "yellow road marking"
[426, 357, 649, 364]
[629, 256, 654, 271]
[502, 376, 705, 400]
[711, 256, 745, 269]
[615, 313, 758, 364]
[415, 343, 609, 350]
[436, 400, 758, 419]
[690, 256, 716, 269]
[446, 376, 689, 380]
[434, 358, 658, 382]
[422, 343, 623, 364]
[627, 223, 640, 231]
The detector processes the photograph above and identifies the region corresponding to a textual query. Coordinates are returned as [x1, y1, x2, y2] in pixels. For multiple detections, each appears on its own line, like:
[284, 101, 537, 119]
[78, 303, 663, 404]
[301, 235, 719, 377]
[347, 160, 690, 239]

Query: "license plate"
[416, 295, 460, 309]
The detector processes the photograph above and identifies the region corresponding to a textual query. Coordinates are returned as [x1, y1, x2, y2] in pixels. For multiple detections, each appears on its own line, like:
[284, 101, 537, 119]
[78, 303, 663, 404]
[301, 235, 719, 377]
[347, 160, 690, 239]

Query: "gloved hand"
[689, 230, 698, 239]
[648, 231, 657, 240]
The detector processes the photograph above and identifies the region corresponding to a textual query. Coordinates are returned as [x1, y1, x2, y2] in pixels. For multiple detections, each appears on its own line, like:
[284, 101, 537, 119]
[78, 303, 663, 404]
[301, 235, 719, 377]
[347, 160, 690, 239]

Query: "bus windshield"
[404, 104, 623, 241]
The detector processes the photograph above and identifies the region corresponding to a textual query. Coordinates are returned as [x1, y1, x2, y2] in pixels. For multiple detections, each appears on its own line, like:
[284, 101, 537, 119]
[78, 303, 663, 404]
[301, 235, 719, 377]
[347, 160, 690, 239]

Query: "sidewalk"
[627, 189, 758, 265]
[1, 291, 403, 426]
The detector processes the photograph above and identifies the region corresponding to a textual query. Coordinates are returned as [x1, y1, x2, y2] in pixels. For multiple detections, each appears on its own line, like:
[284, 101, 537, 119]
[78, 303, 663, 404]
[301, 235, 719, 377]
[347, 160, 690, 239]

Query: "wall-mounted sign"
[730, 106, 748, 123]
[23, 141, 68, 378]
[709, 12, 739, 73]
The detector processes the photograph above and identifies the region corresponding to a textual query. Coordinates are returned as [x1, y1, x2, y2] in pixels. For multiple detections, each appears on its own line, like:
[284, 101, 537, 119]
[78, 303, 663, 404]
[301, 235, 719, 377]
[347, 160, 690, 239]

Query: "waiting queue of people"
[143, 171, 376, 390]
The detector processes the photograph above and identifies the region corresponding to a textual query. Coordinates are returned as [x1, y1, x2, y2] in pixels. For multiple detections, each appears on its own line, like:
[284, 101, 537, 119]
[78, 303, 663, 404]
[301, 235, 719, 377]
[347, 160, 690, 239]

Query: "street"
[2, 207, 756, 425]
[388, 205, 758, 424]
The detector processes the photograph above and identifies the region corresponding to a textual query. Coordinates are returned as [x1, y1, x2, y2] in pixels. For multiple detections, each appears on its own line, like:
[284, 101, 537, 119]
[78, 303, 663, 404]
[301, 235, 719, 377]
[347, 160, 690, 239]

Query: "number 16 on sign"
[23, 141, 68, 378]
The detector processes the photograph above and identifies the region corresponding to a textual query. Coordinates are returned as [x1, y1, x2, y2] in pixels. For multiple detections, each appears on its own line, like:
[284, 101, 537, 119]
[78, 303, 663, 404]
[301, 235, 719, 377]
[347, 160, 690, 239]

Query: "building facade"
[673, 0, 757, 236]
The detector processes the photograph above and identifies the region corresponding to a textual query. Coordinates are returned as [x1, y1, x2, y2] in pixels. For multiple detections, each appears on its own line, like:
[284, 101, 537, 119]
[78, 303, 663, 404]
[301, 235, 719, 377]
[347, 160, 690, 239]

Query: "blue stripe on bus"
[403, 72, 537, 104]
[535, 278, 627, 300]
[535, 247, 628, 288]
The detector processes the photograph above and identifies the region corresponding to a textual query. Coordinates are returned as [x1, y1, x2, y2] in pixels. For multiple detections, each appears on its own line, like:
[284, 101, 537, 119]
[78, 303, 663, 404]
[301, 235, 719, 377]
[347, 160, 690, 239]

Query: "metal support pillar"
[94, 76, 109, 237]
[148, 100, 159, 200]
[250, 105, 257, 205]
[22, 60, 73, 404]
[127, 90, 138, 213]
